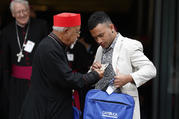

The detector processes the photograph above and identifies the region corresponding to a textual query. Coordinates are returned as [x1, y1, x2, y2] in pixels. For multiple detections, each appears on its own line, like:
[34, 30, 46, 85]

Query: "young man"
[88, 11, 157, 119]
[19, 12, 103, 119]
[1, 0, 48, 119]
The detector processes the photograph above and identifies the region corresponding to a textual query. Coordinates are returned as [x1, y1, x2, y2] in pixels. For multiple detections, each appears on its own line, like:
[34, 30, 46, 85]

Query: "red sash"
[72, 90, 81, 110]
[11, 65, 32, 80]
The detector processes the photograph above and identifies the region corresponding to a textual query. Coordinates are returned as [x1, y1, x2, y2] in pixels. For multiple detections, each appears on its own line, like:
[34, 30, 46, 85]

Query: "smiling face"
[11, 2, 30, 26]
[90, 23, 116, 48]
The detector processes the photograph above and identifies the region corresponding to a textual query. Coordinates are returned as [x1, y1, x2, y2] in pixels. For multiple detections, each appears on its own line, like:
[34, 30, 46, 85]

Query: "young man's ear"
[110, 24, 115, 30]
[109, 23, 115, 33]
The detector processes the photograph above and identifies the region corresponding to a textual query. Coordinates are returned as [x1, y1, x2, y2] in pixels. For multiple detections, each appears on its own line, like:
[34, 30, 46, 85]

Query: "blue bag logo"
[102, 111, 118, 118]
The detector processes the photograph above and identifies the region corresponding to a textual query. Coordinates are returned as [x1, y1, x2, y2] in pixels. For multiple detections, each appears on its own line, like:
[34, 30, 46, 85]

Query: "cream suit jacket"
[92, 33, 157, 119]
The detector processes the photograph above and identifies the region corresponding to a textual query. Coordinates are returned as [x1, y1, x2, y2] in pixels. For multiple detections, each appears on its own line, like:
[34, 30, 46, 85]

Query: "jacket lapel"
[112, 33, 124, 73]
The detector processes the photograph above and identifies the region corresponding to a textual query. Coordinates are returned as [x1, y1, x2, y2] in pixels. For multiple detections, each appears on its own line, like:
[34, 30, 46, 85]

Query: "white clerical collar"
[16, 20, 29, 28]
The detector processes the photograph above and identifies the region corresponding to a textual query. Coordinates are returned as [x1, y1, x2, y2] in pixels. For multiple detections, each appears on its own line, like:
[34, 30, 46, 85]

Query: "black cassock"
[19, 33, 100, 119]
[1, 18, 48, 119]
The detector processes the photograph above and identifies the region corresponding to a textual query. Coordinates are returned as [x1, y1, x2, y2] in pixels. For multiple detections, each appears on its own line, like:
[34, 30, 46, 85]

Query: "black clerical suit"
[1, 18, 48, 119]
[19, 33, 100, 119]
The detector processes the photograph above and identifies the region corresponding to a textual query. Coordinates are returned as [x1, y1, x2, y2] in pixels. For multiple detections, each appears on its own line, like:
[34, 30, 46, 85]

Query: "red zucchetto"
[53, 13, 81, 27]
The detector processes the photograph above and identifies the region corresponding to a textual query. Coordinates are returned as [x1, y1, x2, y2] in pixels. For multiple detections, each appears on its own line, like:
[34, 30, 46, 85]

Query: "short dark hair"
[88, 11, 112, 30]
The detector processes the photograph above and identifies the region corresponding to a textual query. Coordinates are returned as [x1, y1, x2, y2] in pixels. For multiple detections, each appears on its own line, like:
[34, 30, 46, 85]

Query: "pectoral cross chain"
[17, 51, 24, 62]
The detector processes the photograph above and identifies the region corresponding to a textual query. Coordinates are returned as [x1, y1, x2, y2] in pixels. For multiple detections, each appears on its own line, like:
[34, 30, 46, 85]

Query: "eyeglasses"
[14, 9, 29, 15]
[76, 31, 81, 35]
[68, 28, 81, 35]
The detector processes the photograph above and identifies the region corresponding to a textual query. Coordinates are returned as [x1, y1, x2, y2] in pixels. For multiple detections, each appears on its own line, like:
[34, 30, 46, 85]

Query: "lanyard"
[48, 34, 59, 45]
[15, 21, 30, 52]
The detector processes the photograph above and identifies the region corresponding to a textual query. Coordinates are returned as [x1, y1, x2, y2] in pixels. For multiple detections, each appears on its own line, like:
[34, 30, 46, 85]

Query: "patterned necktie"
[95, 63, 115, 89]
[95, 63, 121, 93]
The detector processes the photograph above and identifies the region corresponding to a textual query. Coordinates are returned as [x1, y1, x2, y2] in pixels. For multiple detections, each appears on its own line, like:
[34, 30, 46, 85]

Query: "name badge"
[106, 85, 116, 95]
[24, 40, 35, 53]
[67, 53, 74, 61]
[106, 78, 116, 95]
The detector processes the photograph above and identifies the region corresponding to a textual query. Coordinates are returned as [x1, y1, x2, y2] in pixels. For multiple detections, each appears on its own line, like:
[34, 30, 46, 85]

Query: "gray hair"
[52, 26, 68, 32]
[10, 0, 29, 12]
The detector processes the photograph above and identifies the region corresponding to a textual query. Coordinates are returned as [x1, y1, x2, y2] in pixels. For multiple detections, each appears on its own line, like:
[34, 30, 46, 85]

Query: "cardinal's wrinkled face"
[65, 25, 81, 46]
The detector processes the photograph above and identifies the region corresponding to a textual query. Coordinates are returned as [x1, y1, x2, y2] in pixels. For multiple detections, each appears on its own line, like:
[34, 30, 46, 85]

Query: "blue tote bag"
[83, 89, 135, 119]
